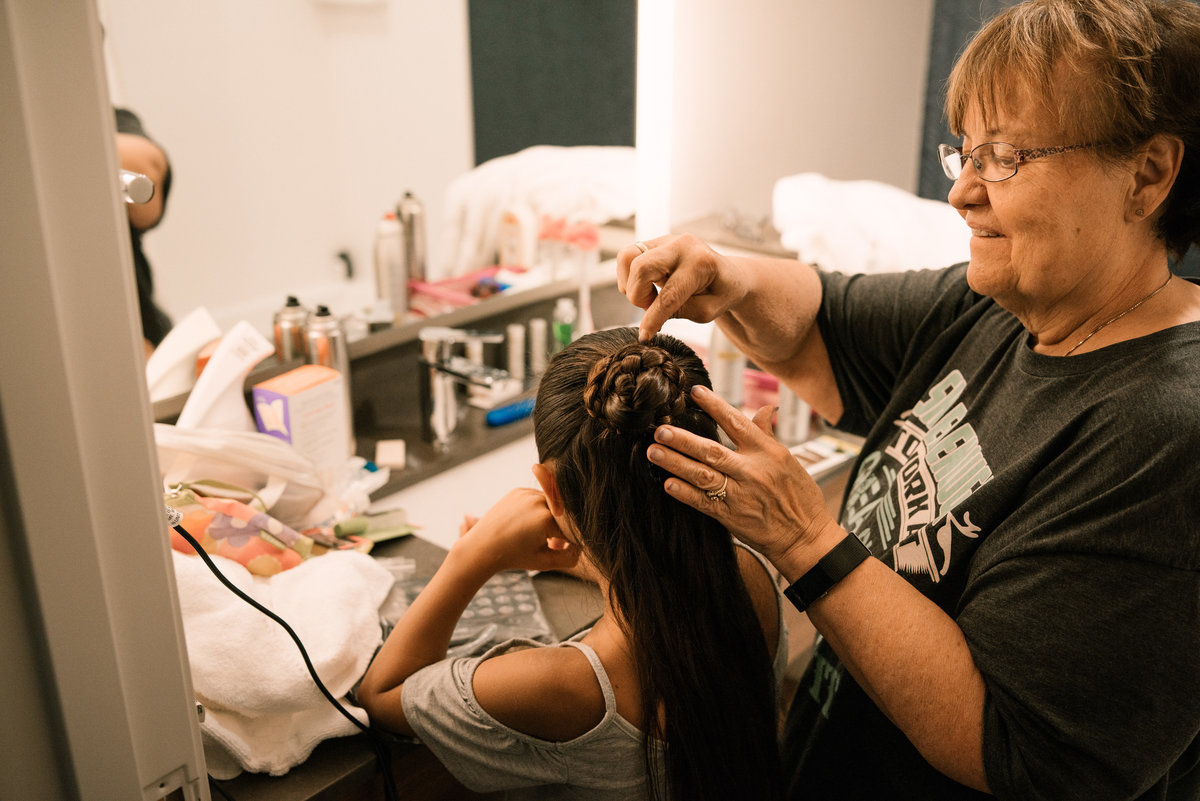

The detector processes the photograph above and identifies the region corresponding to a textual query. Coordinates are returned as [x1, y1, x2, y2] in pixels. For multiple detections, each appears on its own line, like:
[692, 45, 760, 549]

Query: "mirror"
[100, 0, 935, 358]
[99, 0, 477, 338]
[100, 0, 642, 355]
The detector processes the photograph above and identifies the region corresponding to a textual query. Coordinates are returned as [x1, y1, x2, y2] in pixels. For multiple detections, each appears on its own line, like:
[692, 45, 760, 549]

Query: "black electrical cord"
[171, 517, 400, 801]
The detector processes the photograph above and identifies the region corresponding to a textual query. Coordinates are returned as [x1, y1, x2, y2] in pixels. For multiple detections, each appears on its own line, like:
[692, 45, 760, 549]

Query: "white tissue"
[772, 173, 971, 275]
[146, 307, 223, 402]
[175, 321, 274, 432]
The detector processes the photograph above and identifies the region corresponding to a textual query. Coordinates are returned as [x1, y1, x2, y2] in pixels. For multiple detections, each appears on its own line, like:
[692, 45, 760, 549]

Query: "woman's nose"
[947, 163, 986, 211]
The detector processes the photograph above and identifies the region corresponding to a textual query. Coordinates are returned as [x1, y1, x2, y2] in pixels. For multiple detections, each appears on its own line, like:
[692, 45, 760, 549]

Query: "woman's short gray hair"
[946, 0, 1200, 258]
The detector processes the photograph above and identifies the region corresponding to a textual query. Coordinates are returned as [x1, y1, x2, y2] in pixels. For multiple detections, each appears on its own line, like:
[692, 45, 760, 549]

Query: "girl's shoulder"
[735, 543, 783, 660]
[472, 640, 608, 742]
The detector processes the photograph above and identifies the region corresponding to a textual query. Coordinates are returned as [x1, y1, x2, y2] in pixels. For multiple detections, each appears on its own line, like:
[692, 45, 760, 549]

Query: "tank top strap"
[559, 640, 618, 714]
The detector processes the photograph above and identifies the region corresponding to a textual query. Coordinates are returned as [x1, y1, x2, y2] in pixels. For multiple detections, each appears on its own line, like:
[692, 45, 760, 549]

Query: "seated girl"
[357, 327, 787, 800]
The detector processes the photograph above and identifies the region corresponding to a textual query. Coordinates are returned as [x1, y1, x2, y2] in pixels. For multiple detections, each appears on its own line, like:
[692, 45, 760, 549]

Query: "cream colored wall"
[101, 0, 475, 334]
[664, 0, 934, 227]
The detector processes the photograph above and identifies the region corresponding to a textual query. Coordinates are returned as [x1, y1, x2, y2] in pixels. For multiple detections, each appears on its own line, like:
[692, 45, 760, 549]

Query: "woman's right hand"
[616, 234, 751, 341]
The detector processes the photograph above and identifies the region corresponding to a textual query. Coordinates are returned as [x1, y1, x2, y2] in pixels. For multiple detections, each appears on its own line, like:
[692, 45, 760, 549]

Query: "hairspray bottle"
[305, 305, 355, 454]
[397, 191, 427, 283]
[273, 295, 309, 362]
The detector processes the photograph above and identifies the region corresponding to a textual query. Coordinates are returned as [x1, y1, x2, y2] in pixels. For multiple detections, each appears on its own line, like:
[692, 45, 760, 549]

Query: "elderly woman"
[618, 0, 1200, 798]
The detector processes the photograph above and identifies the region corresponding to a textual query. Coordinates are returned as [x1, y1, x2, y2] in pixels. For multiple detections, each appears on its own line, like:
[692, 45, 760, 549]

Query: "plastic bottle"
[775, 383, 811, 446]
[528, 318, 549, 375]
[552, 297, 577, 352]
[708, 325, 746, 408]
[506, 322, 526, 381]
[373, 211, 406, 323]
[272, 295, 309, 362]
[397, 191, 427, 283]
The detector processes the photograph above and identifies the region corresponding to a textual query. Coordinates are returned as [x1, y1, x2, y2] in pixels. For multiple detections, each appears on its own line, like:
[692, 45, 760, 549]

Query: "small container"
[397, 191, 427, 283]
[273, 295, 309, 362]
[528, 318, 549, 375]
[506, 322, 526, 381]
[552, 298, 577, 352]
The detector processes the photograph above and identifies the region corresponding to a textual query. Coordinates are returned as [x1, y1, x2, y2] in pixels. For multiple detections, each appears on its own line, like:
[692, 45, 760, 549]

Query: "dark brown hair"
[945, 0, 1200, 258]
[533, 327, 781, 801]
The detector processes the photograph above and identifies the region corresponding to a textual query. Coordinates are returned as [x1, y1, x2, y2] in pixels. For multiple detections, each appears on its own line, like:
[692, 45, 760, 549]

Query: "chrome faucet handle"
[119, 169, 154, 204]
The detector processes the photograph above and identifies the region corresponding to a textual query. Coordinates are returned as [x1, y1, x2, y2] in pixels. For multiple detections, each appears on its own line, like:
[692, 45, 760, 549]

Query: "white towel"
[772, 173, 971, 275]
[172, 549, 394, 777]
[439, 145, 637, 281]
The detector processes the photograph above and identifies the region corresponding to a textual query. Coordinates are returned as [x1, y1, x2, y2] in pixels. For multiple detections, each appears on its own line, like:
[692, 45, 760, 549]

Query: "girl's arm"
[356, 488, 577, 735]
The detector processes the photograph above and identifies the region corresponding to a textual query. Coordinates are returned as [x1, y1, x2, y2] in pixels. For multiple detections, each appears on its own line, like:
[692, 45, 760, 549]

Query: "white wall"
[654, 0, 933, 228]
[101, 0, 474, 334]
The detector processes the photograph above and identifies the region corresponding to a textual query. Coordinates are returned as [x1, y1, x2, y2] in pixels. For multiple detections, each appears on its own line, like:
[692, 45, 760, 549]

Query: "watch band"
[784, 533, 871, 613]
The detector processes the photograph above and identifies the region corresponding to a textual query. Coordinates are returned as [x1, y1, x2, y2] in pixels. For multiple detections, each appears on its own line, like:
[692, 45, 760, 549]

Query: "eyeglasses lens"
[939, 142, 1020, 182]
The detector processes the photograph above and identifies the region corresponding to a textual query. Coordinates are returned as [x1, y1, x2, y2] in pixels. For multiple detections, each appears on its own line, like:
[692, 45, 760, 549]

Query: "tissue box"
[252, 365, 351, 471]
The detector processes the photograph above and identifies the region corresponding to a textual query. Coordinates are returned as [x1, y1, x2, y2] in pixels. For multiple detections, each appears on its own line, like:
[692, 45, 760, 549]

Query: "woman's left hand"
[646, 385, 845, 580]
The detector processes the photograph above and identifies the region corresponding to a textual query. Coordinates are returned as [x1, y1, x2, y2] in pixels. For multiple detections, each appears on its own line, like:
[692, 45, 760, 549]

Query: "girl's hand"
[644, 385, 845, 580]
[452, 488, 579, 575]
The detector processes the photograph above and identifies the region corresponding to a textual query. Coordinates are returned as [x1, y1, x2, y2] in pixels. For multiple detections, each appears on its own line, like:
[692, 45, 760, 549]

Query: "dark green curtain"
[467, 0, 636, 166]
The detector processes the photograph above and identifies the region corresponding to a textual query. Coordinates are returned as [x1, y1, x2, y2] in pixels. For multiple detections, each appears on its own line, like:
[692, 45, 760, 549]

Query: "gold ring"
[634, 241, 649, 254]
[704, 474, 728, 503]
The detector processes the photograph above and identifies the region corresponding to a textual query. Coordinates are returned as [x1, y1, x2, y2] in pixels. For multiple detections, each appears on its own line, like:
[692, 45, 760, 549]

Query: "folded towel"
[172, 549, 394, 777]
[439, 145, 636, 280]
[772, 173, 970, 275]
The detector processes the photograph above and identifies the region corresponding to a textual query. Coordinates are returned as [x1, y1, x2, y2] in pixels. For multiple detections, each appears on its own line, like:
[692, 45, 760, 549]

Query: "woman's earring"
[1135, 208, 1145, 217]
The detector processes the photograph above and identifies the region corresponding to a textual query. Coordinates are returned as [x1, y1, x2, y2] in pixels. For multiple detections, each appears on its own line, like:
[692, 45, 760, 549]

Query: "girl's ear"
[532, 463, 566, 517]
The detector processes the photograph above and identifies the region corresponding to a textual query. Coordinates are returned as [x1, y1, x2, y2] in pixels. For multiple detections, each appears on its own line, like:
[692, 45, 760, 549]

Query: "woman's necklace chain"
[1063, 273, 1173, 356]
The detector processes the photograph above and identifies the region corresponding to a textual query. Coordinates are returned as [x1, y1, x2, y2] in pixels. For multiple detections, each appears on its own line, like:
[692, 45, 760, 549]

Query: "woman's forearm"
[721, 258, 843, 422]
[803, 555, 990, 791]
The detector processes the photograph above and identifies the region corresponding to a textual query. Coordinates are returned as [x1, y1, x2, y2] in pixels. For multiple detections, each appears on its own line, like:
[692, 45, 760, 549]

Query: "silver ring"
[704, 474, 728, 503]
[634, 241, 649, 254]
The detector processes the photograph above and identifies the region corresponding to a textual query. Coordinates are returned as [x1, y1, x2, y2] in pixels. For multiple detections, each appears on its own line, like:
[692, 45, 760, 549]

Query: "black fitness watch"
[784, 533, 872, 613]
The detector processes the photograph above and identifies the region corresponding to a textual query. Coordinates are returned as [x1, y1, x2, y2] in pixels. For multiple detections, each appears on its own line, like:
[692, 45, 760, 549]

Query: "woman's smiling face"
[946, 79, 1132, 327]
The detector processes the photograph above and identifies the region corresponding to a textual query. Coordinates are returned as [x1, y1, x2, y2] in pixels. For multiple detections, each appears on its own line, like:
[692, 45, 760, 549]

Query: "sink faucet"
[418, 326, 513, 447]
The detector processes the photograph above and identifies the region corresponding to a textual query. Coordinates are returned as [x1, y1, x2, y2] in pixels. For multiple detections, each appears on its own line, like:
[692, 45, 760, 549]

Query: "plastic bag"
[155, 422, 357, 530]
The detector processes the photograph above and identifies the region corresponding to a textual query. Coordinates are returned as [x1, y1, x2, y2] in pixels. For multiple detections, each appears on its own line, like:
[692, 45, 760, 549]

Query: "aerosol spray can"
[373, 211, 406, 323]
[305, 305, 355, 454]
[273, 295, 309, 362]
[397, 191, 427, 283]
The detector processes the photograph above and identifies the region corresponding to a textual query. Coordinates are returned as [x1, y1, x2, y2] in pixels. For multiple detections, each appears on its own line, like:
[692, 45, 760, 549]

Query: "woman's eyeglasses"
[938, 141, 1097, 182]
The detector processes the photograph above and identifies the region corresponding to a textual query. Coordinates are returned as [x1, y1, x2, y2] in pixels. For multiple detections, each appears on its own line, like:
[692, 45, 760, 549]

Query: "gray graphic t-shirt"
[783, 264, 1200, 801]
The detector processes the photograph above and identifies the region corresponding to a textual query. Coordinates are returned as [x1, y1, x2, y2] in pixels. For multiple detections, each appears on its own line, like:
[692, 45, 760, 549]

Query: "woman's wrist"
[770, 518, 849, 584]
